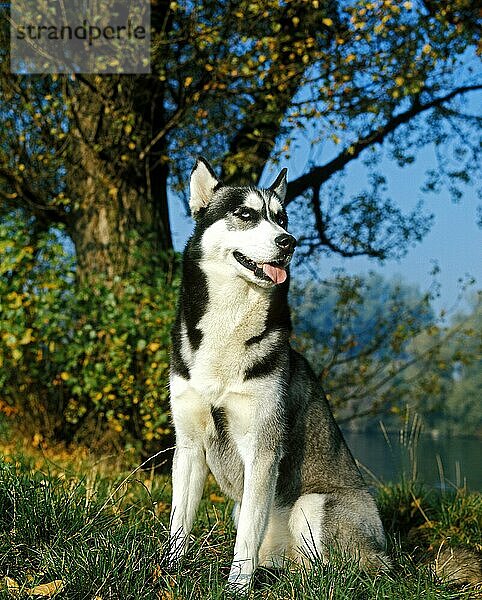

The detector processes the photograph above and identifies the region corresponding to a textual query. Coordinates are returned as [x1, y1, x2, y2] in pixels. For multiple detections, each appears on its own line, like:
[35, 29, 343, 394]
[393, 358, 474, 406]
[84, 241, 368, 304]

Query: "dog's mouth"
[233, 251, 289, 285]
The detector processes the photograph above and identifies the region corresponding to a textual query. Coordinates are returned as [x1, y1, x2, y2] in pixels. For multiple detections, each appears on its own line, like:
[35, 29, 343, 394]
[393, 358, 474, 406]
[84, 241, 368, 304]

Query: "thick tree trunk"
[64, 74, 174, 287]
[67, 150, 173, 287]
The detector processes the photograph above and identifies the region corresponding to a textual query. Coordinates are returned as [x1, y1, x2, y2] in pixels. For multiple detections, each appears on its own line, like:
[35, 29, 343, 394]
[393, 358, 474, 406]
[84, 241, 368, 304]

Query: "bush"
[0, 219, 178, 451]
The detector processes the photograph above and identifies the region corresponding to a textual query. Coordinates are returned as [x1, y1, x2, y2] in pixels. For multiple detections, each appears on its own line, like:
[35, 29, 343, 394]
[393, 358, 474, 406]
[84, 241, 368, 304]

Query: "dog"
[167, 157, 389, 592]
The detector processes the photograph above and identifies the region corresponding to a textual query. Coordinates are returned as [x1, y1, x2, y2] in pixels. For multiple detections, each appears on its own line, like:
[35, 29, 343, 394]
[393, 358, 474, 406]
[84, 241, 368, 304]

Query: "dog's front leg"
[228, 438, 279, 592]
[167, 440, 207, 567]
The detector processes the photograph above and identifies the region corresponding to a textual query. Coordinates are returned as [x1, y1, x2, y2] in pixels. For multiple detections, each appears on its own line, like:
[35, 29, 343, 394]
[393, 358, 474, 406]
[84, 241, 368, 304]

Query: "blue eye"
[235, 208, 253, 221]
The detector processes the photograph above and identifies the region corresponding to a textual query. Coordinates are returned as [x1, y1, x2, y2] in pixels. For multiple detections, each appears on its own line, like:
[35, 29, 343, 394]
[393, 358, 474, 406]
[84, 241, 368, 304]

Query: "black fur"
[171, 183, 291, 381]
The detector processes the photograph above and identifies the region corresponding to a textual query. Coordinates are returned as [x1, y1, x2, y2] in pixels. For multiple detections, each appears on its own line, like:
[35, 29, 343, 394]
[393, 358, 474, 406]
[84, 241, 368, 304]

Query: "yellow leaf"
[322, 18, 333, 26]
[209, 492, 225, 503]
[184, 76, 193, 87]
[28, 580, 63, 597]
[148, 342, 160, 352]
[292, 16, 300, 26]
[422, 43, 431, 54]
[395, 76, 404, 86]
[124, 124, 132, 135]
[20, 328, 34, 345]
[3, 576, 20, 593]
[60, 372, 69, 381]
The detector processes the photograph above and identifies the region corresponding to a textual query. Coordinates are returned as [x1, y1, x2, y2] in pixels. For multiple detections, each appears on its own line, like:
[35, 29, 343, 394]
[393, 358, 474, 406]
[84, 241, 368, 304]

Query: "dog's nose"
[275, 234, 297, 253]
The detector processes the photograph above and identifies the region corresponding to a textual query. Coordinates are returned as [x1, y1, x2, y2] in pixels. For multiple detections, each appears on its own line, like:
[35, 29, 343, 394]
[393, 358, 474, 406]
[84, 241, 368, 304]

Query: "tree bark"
[64, 75, 174, 287]
[68, 172, 171, 286]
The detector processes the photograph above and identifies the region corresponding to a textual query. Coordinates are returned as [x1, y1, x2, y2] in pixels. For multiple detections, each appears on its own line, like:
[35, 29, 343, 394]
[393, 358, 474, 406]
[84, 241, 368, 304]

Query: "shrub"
[0, 220, 178, 451]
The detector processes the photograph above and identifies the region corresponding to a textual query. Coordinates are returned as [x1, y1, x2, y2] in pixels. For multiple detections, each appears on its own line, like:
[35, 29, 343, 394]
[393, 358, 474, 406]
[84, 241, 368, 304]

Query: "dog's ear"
[190, 157, 220, 216]
[268, 168, 288, 204]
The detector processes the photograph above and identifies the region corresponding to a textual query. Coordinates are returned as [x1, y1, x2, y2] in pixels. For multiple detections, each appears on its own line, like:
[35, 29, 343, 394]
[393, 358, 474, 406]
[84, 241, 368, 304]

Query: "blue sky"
[168, 47, 482, 318]
[168, 135, 481, 318]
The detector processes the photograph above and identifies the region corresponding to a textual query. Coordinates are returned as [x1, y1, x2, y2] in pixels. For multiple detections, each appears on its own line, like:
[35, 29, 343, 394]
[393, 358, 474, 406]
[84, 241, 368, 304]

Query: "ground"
[0, 435, 480, 599]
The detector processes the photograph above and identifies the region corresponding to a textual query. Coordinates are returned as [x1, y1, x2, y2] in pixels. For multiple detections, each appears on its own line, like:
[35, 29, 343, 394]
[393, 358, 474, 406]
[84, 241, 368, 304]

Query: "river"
[343, 431, 482, 491]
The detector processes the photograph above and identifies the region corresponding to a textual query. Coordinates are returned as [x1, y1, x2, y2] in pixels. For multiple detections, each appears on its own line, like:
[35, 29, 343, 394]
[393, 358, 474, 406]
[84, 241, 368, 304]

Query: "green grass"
[0, 454, 480, 599]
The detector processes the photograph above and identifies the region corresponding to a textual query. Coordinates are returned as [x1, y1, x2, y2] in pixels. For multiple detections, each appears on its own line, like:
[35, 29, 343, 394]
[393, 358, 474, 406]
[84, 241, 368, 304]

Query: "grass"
[0, 441, 480, 599]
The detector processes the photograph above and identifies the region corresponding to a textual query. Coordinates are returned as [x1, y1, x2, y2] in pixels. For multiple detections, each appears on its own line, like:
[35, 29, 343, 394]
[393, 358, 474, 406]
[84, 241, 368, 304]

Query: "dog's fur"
[168, 158, 388, 592]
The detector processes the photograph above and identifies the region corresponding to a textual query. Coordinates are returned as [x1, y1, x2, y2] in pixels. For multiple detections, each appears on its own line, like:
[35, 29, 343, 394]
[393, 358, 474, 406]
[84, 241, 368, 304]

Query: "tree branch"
[0, 167, 68, 226]
[286, 84, 482, 204]
[310, 185, 382, 258]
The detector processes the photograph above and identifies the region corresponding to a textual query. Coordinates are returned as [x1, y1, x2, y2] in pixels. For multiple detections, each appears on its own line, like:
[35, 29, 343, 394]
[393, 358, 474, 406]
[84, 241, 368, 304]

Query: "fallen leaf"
[28, 580, 63, 597]
[153, 564, 162, 582]
[2, 577, 20, 596]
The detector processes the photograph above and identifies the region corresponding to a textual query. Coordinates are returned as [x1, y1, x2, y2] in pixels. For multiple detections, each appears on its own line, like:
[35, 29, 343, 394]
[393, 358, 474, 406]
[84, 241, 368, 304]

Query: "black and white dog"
[168, 158, 388, 592]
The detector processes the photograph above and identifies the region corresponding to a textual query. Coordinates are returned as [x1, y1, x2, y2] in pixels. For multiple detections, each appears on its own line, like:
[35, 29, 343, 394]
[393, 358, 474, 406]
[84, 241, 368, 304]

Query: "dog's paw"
[160, 547, 184, 573]
[226, 571, 252, 596]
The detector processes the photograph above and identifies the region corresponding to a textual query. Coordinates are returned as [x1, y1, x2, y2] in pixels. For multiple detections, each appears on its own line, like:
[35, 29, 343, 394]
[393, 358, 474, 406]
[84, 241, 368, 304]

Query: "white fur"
[258, 506, 293, 568]
[190, 160, 219, 215]
[244, 192, 264, 210]
[289, 494, 326, 566]
[169, 164, 295, 591]
[169, 264, 285, 589]
[200, 218, 287, 289]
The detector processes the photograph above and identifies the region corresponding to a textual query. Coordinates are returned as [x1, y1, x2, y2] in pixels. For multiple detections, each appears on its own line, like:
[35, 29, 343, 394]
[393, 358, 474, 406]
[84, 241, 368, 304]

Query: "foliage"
[290, 273, 481, 433]
[0, 214, 177, 449]
[0, 0, 480, 445]
[0, 0, 480, 278]
[291, 272, 439, 421]
[0, 453, 480, 599]
[415, 295, 482, 437]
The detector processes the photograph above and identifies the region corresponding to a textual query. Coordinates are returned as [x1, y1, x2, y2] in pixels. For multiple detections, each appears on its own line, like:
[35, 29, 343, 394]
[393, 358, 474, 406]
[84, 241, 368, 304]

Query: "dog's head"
[189, 157, 297, 287]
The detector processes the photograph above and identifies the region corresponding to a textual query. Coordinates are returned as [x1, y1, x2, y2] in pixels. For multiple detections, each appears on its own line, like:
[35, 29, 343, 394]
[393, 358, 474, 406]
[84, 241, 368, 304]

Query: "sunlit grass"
[0, 445, 480, 599]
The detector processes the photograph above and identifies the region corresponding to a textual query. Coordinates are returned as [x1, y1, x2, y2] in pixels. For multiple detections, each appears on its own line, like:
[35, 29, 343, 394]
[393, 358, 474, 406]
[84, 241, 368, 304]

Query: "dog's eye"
[234, 208, 253, 221]
[277, 214, 287, 228]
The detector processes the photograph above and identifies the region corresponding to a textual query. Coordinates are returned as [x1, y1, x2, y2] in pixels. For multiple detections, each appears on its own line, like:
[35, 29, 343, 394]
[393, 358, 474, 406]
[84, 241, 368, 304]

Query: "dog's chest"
[190, 287, 270, 390]
[201, 298, 268, 381]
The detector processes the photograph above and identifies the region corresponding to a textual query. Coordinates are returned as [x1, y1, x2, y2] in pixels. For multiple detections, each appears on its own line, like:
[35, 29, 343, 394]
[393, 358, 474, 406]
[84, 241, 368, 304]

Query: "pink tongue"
[262, 263, 287, 284]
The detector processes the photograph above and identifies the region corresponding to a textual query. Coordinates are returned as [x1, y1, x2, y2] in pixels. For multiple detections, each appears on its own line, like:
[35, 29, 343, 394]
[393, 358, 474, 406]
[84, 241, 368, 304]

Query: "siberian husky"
[167, 157, 389, 592]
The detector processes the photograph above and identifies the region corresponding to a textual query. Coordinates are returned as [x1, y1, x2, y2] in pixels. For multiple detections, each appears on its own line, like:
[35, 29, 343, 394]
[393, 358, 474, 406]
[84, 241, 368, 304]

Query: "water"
[343, 431, 482, 491]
